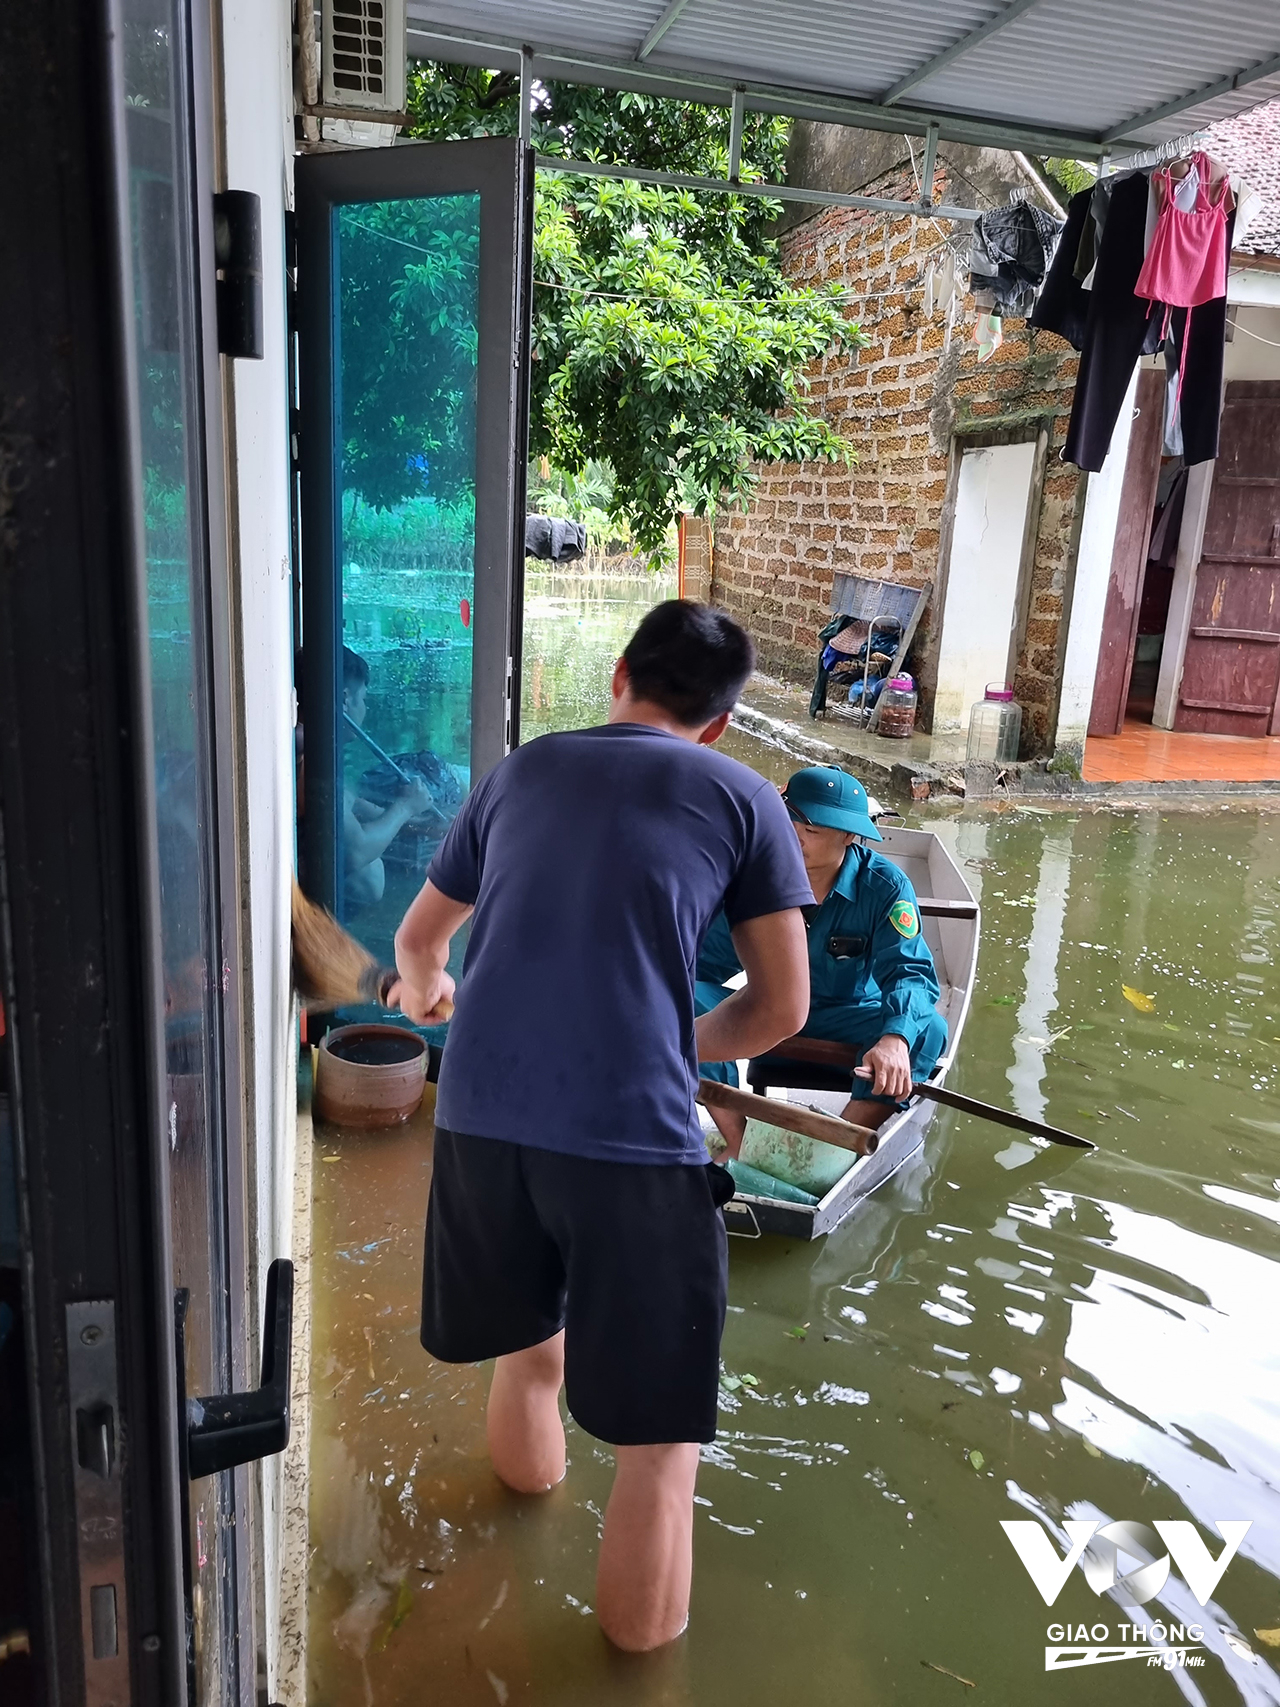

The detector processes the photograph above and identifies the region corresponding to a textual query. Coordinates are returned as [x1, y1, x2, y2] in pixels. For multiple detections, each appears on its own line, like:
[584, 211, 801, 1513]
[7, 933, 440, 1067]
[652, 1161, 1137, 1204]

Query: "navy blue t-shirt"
[427, 723, 813, 1164]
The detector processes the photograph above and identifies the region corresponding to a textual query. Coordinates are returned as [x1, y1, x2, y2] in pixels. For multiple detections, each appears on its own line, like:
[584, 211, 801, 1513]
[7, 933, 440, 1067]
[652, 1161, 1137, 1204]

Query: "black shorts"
[422, 1129, 733, 1446]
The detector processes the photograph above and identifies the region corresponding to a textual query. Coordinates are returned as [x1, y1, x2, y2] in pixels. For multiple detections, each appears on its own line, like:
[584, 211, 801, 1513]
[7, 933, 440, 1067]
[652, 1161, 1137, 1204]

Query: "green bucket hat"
[782, 765, 882, 841]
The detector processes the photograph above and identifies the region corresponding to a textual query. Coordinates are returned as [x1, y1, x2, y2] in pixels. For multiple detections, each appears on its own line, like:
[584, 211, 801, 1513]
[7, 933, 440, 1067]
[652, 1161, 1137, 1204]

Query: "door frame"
[295, 136, 533, 915]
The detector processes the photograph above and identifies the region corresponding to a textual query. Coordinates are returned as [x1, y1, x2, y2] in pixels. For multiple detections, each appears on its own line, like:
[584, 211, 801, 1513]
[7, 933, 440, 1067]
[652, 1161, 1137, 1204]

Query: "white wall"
[1225, 305, 1280, 382]
[933, 440, 1037, 731]
[216, 0, 297, 1693]
[1052, 366, 1140, 757]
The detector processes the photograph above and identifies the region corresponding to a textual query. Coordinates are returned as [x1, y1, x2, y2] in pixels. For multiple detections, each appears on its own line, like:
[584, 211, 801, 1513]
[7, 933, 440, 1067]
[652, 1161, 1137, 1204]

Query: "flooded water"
[305, 570, 1280, 1706]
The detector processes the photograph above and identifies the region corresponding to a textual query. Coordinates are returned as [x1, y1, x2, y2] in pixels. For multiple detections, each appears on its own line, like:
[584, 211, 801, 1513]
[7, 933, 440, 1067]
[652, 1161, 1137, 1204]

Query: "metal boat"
[717, 823, 979, 1240]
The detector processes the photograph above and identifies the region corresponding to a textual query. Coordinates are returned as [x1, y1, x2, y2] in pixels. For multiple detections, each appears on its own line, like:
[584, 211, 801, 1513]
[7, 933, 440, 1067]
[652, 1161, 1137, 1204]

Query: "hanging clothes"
[1040, 171, 1230, 473]
[1030, 187, 1093, 350]
[1136, 151, 1230, 313]
[968, 200, 1063, 317]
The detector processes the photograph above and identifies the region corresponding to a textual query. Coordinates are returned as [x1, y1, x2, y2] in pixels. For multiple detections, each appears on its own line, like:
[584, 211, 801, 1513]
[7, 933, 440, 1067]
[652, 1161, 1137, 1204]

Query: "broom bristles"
[291, 878, 390, 1007]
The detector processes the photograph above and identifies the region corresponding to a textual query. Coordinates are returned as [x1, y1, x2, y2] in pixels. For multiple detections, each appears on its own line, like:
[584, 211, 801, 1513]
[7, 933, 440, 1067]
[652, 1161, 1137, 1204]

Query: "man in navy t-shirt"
[391, 600, 811, 1652]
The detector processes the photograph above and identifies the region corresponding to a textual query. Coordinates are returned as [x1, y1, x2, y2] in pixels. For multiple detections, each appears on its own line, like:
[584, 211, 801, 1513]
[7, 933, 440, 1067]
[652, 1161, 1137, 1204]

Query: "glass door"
[297, 139, 532, 978]
[0, 0, 260, 1698]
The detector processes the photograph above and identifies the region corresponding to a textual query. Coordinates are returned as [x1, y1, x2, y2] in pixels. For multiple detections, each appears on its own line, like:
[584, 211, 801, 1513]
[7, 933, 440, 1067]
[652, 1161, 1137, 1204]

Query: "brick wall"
[712, 159, 1085, 753]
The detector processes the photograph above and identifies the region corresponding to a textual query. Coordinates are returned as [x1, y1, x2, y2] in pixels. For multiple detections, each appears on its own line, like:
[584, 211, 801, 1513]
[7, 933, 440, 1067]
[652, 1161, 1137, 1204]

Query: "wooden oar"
[696, 1078, 880, 1157]
[754, 1035, 1097, 1152]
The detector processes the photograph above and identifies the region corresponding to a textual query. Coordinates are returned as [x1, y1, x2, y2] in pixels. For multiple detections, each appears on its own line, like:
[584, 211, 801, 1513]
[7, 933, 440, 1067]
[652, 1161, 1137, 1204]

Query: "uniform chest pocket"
[826, 934, 868, 960]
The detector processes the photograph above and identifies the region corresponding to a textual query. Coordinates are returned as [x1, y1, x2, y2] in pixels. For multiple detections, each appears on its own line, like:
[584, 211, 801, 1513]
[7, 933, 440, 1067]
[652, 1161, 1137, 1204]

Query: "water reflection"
[306, 573, 1280, 1704]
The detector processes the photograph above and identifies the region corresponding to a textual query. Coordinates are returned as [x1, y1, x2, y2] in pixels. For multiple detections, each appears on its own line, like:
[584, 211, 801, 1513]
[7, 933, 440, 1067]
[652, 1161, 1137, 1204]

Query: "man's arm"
[855, 882, 942, 1101]
[343, 776, 433, 872]
[390, 879, 474, 1024]
[695, 909, 809, 1067]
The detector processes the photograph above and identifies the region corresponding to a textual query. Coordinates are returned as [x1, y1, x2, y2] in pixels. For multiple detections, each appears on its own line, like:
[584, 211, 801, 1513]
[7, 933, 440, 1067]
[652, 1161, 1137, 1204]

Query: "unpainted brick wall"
[712, 161, 1085, 753]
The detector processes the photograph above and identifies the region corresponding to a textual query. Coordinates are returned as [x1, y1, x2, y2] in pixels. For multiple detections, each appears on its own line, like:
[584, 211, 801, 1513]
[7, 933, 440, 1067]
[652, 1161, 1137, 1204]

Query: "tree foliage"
[403, 65, 863, 554]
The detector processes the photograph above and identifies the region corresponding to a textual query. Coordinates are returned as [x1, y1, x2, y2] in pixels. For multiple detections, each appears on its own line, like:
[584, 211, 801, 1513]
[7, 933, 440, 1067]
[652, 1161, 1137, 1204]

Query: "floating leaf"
[968, 1450, 984, 1471]
[741, 1373, 760, 1387]
[1171, 1059, 1187, 1070]
[1082, 1438, 1103, 1458]
[1076, 1022, 1095, 1031]
[990, 995, 1017, 1007]
[1255, 1628, 1280, 1648]
[1122, 985, 1156, 1012]
[921, 1660, 976, 1687]
[786, 1326, 808, 1340]
[1163, 1022, 1181, 1032]
[721, 1374, 742, 1392]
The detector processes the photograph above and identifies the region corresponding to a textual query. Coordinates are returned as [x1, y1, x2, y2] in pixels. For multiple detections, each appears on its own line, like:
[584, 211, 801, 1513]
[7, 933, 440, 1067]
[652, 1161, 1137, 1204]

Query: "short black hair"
[342, 646, 370, 690]
[621, 600, 755, 726]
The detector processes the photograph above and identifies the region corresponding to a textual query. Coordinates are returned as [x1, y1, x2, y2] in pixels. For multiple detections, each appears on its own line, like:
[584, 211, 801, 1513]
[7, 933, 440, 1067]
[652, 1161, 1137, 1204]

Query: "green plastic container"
[726, 1158, 819, 1206]
[738, 1117, 857, 1198]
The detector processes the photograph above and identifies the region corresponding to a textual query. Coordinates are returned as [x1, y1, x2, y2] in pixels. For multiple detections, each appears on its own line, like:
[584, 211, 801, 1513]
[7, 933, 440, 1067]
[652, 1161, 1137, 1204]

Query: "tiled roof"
[1202, 98, 1280, 256]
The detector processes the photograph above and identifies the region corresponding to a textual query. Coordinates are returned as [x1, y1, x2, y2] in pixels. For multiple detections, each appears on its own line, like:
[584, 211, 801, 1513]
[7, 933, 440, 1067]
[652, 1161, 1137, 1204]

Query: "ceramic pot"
[314, 1024, 427, 1128]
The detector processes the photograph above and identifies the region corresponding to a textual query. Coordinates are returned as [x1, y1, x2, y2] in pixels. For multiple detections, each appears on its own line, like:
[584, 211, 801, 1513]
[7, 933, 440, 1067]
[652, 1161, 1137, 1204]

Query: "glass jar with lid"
[966, 684, 1022, 763]
[877, 673, 917, 738]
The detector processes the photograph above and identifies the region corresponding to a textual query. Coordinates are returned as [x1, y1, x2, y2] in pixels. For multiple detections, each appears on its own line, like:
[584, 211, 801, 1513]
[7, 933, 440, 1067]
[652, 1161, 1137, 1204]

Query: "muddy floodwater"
[305, 570, 1280, 1706]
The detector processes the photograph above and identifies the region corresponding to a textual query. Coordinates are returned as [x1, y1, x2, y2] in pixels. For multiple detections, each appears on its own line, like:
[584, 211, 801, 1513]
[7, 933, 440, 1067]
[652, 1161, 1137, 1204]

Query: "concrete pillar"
[1052, 366, 1140, 759]
[1152, 460, 1215, 730]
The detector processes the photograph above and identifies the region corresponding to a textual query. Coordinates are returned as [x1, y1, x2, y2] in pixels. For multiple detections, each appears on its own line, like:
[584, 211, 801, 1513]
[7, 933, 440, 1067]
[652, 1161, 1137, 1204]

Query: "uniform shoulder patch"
[888, 898, 919, 938]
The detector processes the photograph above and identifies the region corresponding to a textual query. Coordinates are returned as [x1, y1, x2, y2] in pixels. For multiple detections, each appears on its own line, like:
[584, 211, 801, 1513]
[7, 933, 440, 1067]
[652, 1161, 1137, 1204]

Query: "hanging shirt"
[1136, 151, 1230, 311]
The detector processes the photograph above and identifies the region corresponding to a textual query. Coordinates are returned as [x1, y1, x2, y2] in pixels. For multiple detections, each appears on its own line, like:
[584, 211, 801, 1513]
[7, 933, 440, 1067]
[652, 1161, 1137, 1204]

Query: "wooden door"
[1088, 368, 1165, 736]
[1175, 381, 1280, 736]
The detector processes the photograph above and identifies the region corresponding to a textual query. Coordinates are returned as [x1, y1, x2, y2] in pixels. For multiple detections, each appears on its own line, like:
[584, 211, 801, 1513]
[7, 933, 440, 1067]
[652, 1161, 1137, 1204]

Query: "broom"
[290, 877, 454, 1019]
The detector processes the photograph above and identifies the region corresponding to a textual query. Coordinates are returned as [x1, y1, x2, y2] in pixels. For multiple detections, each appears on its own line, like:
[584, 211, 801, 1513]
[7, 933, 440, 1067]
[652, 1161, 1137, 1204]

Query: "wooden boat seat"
[746, 1056, 852, 1096]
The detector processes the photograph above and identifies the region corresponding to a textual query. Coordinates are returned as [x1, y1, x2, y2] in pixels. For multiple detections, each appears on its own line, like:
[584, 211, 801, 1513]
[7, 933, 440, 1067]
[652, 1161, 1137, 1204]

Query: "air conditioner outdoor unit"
[322, 0, 406, 116]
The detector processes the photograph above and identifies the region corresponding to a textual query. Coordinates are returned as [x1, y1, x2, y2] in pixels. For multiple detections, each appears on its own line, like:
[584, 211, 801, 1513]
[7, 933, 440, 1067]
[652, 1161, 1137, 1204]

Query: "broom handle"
[343, 712, 414, 784]
[696, 1078, 879, 1157]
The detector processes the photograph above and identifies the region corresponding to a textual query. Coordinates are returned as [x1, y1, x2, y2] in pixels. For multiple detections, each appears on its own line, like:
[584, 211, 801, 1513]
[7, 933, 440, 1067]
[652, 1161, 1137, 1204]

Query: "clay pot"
[314, 1024, 427, 1128]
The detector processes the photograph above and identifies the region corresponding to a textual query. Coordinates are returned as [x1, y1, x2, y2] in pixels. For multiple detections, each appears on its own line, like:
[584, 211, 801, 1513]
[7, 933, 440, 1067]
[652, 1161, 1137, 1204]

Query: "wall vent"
[322, 0, 406, 115]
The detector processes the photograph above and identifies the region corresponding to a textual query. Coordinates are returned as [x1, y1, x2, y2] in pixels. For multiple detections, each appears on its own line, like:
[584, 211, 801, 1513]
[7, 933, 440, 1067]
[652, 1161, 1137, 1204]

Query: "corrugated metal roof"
[406, 0, 1280, 157]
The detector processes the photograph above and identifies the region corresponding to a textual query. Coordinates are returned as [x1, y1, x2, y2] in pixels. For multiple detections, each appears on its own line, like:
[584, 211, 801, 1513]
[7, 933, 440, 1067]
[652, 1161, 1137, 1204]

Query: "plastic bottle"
[877, 674, 917, 738]
[966, 683, 1022, 763]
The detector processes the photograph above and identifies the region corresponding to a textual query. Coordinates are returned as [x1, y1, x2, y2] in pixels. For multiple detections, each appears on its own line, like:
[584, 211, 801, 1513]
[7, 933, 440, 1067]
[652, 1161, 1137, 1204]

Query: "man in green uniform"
[697, 765, 946, 1132]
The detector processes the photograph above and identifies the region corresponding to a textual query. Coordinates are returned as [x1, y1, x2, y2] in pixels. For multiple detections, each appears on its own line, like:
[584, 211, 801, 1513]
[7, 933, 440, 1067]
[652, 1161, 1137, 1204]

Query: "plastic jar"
[967, 683, 1022, 763]
[877, 674, 917, 738]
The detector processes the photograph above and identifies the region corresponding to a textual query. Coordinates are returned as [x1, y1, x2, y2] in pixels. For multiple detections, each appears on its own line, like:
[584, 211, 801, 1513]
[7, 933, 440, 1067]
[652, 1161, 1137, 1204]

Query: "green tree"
[405, 66, 862, 555]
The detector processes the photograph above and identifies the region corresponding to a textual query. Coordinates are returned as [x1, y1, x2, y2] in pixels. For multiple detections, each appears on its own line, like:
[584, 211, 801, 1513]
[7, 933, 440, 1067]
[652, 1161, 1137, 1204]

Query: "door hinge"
[213, 190, 264, 360]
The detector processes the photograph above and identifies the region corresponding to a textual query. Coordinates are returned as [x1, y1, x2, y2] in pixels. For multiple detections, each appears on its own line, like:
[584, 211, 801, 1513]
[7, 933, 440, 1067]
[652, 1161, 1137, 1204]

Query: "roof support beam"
[919, 120, 939, 209]
[727, 86, 744, 181]
[637, 0, 696, 63]
[1103, 49, 1280, 143]
[881, 0, 1051, 106]
[405, 21, 1115, 158]
[534, 151, 980, 222]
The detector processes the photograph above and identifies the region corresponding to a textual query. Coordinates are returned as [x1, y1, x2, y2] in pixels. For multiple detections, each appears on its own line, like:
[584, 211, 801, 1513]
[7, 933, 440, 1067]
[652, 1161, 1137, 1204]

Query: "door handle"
[186, 1258, 293, 1479]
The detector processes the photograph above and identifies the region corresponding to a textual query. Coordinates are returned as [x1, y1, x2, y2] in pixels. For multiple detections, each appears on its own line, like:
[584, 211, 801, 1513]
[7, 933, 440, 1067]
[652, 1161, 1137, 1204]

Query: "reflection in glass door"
[335, 194, 480, 962]
[298, 139, 531, 984]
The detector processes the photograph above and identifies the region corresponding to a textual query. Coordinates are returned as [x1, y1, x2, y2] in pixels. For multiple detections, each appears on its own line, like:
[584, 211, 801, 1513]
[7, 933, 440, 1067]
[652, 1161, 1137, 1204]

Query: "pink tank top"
[1135, 152, 1229, 309]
